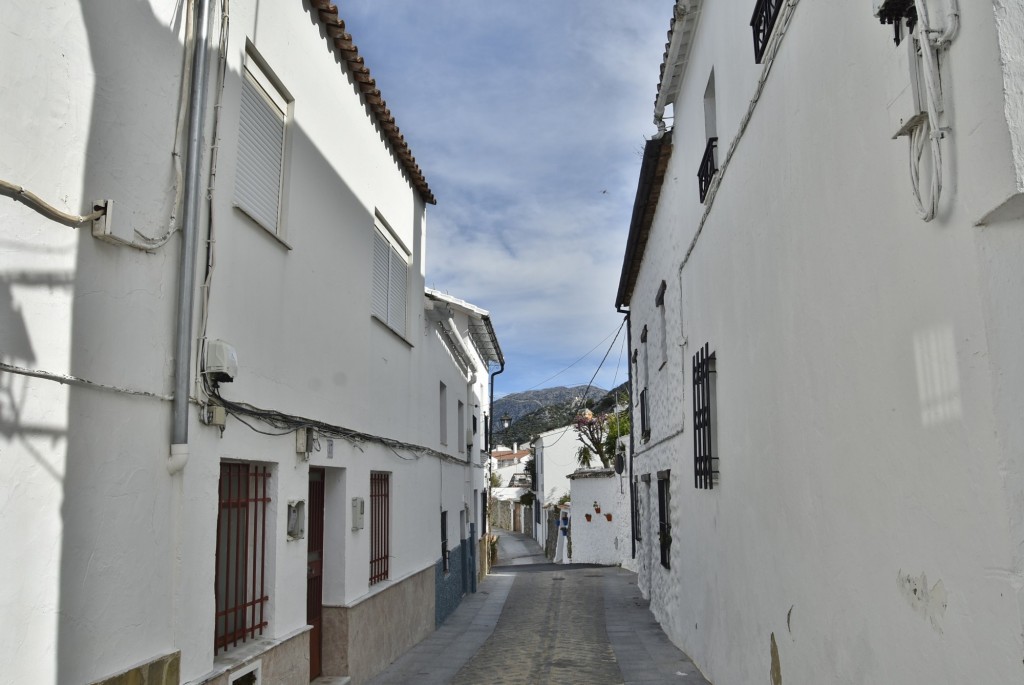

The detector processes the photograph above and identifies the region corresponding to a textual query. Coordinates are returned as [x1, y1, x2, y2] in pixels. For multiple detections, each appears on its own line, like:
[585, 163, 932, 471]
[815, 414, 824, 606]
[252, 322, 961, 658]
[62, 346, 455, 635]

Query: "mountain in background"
[491, 382, 629, 448]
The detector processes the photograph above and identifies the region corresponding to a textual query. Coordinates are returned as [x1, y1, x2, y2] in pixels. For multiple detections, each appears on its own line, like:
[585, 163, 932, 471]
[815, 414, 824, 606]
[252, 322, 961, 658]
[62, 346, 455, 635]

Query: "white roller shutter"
[235, 71, 285, 234]
[388, 245, 408, 336]
[372, 231, 390, 323]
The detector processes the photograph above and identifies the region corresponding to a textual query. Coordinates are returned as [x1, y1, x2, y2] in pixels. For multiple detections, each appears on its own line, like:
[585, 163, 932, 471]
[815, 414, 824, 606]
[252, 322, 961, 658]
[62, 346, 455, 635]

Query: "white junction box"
[885, 31, 927, 138]
[351, 497, 365, 531]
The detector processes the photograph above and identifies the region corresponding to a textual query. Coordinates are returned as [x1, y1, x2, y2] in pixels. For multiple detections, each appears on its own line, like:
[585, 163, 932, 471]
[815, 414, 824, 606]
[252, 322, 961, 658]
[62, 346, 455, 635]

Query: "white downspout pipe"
[169, 0, 213, 474]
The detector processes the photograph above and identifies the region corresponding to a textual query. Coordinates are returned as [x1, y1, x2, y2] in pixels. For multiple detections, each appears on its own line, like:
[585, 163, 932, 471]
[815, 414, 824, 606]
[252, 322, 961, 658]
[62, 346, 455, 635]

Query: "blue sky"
[342, 2, 673, 395]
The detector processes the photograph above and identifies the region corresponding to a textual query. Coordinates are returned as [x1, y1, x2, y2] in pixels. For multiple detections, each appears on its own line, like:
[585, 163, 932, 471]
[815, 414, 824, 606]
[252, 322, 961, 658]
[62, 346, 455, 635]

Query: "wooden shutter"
[235, 71, 285, 233]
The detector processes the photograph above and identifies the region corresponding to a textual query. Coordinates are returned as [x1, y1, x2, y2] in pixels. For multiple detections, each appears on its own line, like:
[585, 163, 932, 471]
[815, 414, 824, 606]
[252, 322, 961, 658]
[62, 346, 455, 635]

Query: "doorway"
[308, 468, 325, 680]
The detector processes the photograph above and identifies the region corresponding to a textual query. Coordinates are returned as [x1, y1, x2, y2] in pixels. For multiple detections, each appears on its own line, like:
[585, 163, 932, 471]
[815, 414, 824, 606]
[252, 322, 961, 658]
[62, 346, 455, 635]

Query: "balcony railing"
[697, 137, 718, 203]
[750, 0, 783, 63]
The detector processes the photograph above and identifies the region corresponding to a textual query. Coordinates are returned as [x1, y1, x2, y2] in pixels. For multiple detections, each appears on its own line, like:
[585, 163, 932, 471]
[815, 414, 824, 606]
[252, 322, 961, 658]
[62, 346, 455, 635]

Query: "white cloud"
[343, 1, 673, 391]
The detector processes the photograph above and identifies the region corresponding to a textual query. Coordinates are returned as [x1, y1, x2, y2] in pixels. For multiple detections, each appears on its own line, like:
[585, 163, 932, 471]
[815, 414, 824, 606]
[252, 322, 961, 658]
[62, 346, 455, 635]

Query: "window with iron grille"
[372, 215, 410, 338]
[657, 471, 671, 569]
[639, 388, 651, 442]
[655, 281, 668, 369]
[439, 383, 448, 446]
[697, 137, 719, 203]
[458, 400, 465, 454]
[632, 478, 642, 542]
[370, 472, 390, 585]
[750, 0, 783, 63]
[441, 510, 449, 573]
[215, 463, 271, 654]
[640, 325, 651, 442]
[693, 343, 717, 489]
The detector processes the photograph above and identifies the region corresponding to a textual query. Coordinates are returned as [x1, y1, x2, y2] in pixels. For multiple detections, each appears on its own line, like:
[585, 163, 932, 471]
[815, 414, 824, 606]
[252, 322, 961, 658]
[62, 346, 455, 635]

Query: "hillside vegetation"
[492, 382, 628, 448]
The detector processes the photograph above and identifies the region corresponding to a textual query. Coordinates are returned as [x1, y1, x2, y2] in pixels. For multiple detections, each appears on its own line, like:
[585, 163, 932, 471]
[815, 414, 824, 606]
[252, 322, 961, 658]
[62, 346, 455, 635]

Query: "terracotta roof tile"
[305, 0, 436, 205]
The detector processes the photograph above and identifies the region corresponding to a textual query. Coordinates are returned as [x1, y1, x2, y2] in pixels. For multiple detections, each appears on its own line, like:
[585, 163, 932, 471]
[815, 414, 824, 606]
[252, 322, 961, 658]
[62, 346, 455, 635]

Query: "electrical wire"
[208, 390, 474, 467]
[543, 320, 625, 449]
[196, 0, 230, 408]
[0, 181, 105, 226]
[907, 0, 957, 222]
[0, 361, 173, 401]
[2, 2, 195, 248]
[500, 323, 623, 396]
[678, 0, 801, 275]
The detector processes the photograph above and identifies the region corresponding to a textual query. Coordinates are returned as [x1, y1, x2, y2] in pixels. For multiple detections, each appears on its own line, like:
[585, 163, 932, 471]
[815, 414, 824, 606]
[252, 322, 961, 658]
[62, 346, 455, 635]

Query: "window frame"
[655, 281, 668, 370]
[233, 45, 293, 245]
[214, 462, 272, 654]
[751, 0, 784, 64]
[657, 470, 671, 569]
[439, 382, 448, 446]
[441, 510, 450, 574]
[369, 472, 391, 585]
[371, 214, 411, 339]
[457, 400, 465, 454]
[693, 343, 718, 489]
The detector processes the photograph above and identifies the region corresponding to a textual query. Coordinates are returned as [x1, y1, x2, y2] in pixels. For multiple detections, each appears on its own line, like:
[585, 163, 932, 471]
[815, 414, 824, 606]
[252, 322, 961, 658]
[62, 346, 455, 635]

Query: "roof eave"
[306, 0, 436, 205]
[614, 134, 674, 309]
[653, 1, 703, 131]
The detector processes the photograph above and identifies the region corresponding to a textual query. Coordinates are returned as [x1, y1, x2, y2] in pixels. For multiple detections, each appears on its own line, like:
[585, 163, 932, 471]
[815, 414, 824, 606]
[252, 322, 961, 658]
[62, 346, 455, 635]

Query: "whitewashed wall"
[627, 2, 1024, 684]
[0, 1, 488, 683]
[567, 471, 631, 566]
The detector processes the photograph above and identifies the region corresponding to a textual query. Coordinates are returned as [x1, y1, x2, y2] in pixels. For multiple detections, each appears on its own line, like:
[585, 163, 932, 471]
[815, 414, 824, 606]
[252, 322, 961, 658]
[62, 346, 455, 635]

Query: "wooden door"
[307, 468, 325, 679]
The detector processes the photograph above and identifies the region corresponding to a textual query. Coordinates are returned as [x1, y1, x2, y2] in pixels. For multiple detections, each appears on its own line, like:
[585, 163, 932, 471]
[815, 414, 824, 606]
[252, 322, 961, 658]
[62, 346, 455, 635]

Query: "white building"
[617, 1, 1024, 683]
[530, 425, 580, 545]
[1, 2, 502, 684]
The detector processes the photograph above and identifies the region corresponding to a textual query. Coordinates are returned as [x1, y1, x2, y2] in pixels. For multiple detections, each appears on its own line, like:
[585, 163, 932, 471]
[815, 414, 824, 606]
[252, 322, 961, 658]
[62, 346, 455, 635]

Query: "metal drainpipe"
[617, 305, 635, 558]
[486, 361, 505, 534]
[169, 0, 213, 474]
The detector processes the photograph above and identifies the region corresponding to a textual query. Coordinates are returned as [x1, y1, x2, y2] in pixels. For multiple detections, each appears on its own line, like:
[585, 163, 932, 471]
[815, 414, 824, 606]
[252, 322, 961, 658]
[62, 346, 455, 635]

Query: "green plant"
[573, 407, 631, 468]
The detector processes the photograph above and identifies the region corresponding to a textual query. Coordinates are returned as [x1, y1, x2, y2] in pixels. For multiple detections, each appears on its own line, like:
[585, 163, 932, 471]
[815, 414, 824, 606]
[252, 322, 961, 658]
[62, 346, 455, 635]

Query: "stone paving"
[365, 530, 710, 685]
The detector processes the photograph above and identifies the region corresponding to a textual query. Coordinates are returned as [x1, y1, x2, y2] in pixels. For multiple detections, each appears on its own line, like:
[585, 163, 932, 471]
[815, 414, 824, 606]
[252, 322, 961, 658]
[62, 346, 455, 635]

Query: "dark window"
[441, 510, 450, 573]
[693, 343, 717, 489]
[215, 463, 271, 654]
[631, 478, 642, 541]
[698, 137, 719, 203]
[370, 472, 390, 584]
[657, 471, 671, 568]
[750, 0, 784, 63]
[639, 388, 651, 442]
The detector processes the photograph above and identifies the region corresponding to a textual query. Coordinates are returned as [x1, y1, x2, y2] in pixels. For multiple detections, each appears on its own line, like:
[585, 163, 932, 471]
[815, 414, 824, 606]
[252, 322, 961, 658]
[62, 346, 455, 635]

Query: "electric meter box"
[204, 340, 238, 384]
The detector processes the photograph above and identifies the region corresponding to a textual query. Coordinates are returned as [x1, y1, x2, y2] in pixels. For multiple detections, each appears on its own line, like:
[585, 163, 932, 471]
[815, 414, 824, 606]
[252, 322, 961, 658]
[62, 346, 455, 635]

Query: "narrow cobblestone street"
[367, 531, 709, 685]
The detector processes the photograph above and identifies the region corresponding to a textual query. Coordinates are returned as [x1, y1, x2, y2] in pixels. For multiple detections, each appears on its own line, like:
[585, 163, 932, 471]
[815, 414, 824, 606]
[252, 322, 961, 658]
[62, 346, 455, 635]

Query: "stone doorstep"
[312, 678, 351, 685]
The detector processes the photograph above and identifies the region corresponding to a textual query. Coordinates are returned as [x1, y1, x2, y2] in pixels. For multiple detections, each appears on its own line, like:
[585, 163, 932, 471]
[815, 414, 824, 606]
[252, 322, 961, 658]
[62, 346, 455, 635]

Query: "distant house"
[617, 1, 1024, 684]
[2, 3, 501, 685]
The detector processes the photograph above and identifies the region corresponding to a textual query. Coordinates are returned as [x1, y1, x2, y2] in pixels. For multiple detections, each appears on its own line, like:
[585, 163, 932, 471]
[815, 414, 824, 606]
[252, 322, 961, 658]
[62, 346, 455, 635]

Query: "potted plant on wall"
[605, 513, 612, 521]
[593, 500, 601, 514]
[585, 513, 592, 522]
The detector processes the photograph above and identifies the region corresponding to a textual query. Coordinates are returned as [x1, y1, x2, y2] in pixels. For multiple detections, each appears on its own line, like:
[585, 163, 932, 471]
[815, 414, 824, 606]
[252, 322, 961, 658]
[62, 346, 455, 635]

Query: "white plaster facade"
[1, 2, 501, 684]
[617, 1, 1024, 683]
[565, 470, 632, 567]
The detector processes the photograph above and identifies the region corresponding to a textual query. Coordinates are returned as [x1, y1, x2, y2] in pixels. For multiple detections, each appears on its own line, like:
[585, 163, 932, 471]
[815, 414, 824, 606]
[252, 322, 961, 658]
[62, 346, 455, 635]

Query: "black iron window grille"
[750, 0, 783, 63]
[657, 471, 671, 569]
[441, 510, 449, 573]
[693, 343, 717, 489]
[698, 137, 718, 203]
[632, 478, 642, 542]
[215, 463, 271, 654]
[370, 472, 390, 585]
[639, 388, 651, 442]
